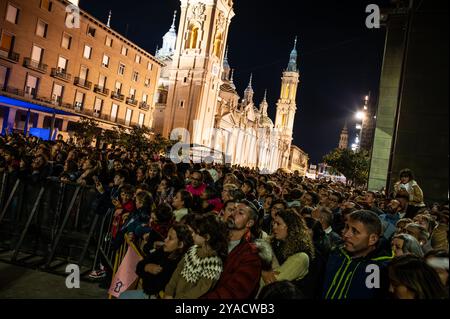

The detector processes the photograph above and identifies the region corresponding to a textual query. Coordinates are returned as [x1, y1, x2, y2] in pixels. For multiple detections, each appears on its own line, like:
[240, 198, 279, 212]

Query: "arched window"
[284, 84, 290, 99]
[185, 24, 199, 49]
[213, 32, 223, 58]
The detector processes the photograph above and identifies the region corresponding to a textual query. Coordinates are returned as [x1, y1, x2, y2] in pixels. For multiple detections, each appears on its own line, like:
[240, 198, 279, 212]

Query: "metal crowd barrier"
[0, 173, 108, 276]
[0, 171, 150, 293]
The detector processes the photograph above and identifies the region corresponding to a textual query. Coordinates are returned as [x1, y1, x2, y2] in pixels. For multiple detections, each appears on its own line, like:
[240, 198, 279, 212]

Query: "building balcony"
[0, 50, 20, 63]
[74, 77, 92, 90]
[73, 102, 85, 112]
[23, 58, 47, 73]
[139, 101, 150, 111]
[51, 68, 72, 83]
[94, 85, 109, 96]
[50, 95, 63, 106]
[126, 96, 138, 106]
[111, 91, 125, 102]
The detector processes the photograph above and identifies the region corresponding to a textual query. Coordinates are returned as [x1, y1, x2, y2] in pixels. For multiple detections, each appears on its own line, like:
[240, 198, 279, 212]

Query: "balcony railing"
[74, 77, 92, 90]
[94, 85, 109, 96]
[23, 58, 47, 73]
[73, 102, 83, 112]
[111, 91, 125, 101]
[139, 101, 150, 111]
[51, 68, 71, 82]
[126, 96, 138, 106]
[0, 50, 20, 63]
[51, 95, 62, 106]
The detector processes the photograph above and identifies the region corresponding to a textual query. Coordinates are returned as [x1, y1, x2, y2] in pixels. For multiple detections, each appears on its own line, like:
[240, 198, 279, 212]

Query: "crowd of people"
[0, 132, 448, 299]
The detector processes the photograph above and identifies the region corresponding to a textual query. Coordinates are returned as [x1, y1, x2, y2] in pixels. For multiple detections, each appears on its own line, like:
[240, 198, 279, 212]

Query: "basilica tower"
[338, 122, 349, 149]
[162, 0, 235, 147]
[275, 37, 300, 168]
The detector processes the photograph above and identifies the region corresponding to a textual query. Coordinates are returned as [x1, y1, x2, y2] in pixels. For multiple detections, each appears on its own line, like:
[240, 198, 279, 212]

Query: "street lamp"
[355, 111, 365, 120]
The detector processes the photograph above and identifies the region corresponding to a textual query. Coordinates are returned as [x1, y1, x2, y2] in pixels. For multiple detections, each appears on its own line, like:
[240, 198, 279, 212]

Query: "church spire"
[156, 10, 178, 59]
[230, 69, 236, 89]
[170, 10, 177, 31]
[287, 36, 298, 72]
[106, 10, 112, 28]
[244, 73, 254, 105]
[222, 46, 231, 81]
[260, 89, 269, 116]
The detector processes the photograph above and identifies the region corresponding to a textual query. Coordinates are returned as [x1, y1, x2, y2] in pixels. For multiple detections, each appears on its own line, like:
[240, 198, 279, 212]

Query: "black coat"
[135, 248, 182, 296]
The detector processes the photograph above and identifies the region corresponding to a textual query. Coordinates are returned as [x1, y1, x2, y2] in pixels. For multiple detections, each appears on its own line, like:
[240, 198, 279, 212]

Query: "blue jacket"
[322, 245, 393, 300]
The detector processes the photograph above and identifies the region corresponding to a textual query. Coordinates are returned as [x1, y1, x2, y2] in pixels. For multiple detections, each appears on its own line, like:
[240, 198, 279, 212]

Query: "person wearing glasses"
[186, 170, 207, 197]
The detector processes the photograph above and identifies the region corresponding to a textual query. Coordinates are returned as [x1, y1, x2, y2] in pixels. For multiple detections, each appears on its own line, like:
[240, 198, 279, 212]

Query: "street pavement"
[0, 262, 107, 299]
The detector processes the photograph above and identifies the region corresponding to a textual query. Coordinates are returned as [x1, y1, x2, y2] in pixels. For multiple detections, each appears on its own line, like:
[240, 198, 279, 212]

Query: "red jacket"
[201, 233, 262, 299]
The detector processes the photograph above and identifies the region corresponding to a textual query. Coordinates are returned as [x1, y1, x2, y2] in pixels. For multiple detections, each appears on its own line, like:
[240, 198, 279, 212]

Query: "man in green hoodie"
[322, 210, 393, 299]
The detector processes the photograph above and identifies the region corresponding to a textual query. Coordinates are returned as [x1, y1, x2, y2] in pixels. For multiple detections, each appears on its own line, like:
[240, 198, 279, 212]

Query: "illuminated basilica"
[153, 0, 306, 173]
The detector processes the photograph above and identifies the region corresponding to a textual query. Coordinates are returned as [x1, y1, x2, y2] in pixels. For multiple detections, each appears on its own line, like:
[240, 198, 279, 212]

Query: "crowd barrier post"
[44, 186, 81, 268]
[0, 179, 20, 224]
[49, 182, 66, 243]
[11, 186, 45, 262]
[0, 173, 7, 208]
[77, 214, 99, 266]
[88, 208, 112, 271]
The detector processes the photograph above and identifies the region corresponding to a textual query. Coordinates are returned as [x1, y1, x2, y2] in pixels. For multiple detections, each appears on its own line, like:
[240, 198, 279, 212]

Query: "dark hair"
[258, 280, 305, 300]
[177, 189, 193, 209]
[228, 189, 245, 201]
[347, 210, 382, 236]
[191, 213, 229, 262]
[155, 203, 174, 223]
[201, 170, 215, 185]
[330, 191, 344, 203]
[289, 188, 303, 200]
[243, 179, 255, 192]
[135, 191, 153, 210]
[136, 183, 150, 192]
[120, 184, 135, 197]
[190, 170, 203, 181]
[307, 191, 320, 206]
[114, 169, 129, 182]
[299, 206, 313, 217]
[389, 254, 448, 299]
[304, 216, 326, 244]
[366, 191, 377, 199]
[162, 162, 177, 177]
[399, 168, 415, 180]
[271, 199, 288, 210]
[168, 223, 194, 260]
[317, 206, 333, 227]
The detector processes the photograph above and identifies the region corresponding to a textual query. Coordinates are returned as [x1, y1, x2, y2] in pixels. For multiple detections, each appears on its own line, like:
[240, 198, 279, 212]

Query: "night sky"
[79, 0, 391, 164]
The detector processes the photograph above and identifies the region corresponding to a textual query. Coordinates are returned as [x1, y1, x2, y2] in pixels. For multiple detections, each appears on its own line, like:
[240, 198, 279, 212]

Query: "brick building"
[0, 0, 162, 138]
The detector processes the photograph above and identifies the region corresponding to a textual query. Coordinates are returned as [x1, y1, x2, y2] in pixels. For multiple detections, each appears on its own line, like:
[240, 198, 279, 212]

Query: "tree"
[70, 118, 101, 146]
[323, 148, 369, 187]
[149, 133, 176, 155]
[101, 128, 120, 148]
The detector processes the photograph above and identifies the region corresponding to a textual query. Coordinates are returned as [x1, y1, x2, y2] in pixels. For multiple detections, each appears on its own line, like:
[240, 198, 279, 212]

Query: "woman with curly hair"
[261, 210, 315, 287]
